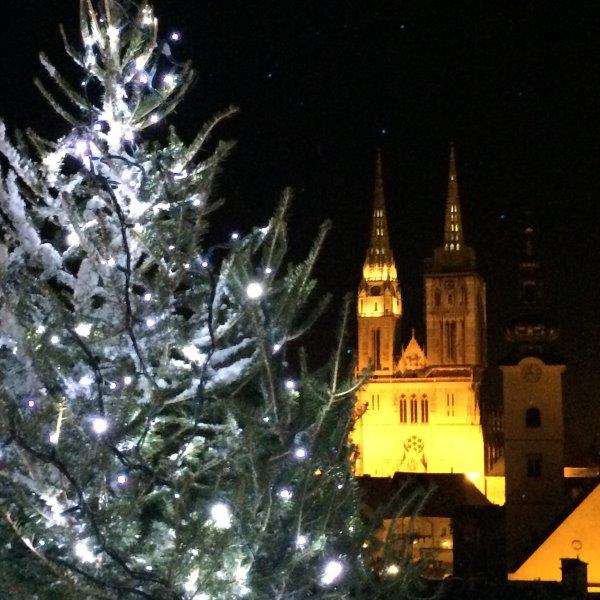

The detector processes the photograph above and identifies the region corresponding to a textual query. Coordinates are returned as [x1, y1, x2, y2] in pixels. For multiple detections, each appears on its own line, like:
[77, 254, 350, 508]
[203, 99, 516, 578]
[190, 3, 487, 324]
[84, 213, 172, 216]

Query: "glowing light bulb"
[296, 534, 308, 549]
[149, 114, 160, 124]
[146, 317, 157, 328]
[170, 32, 181, 41]
[321, 560, 343, 585]
[50, 335, 60, 345]
[79, 375, 94, 387]
[273, 343, 282, 352]
[294, 447, 307, 460]
[246, 282, 264, 299]
[139, 72, 149, 84]
[200, 260, 209, 268]
[163, 73, 176, 87]
[36, 325, 46, 334]
[143, 293, 152, 302]
[109, 382, 117, 390]
[49, 432, 59, 445]
[74, 322, 92, 338]
[278, 488, 293, 501]
[385, 564, 400, 576]
[27, 400, 35, 408]
[91, 417, 108, 435]
[210, 502, 232, 530]
[231, 232, 240, 240]
[265, 267, 273, 274]
[285, 379, 296, 391]
[74, 540, 95, 564]
[123, 376, 133, 385]
[116, 474, 127, 485]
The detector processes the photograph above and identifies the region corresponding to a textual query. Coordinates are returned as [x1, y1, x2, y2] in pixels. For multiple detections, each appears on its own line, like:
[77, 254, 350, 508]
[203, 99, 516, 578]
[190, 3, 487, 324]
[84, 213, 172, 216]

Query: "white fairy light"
[109, 382, 117, 390]
[278, 488, 293, 502]
[209, 502, 232, 530]
[27, 400, 35, 408]
[91, 416, 109, 435]
[294, 447, 307, 460]
[265, 267, 273, 274]
[49, 432, 59, 445]
[36, 325, 46, 334]
[296, 534, 308, 549]
[231, 232, 240, 240]
[273, 343, 282, 352]
[200, 260, 209, 268]
[50, 335, 60, 345]
[337, 483, 343, 490]
[74, 540, 95, 564]
[181, 344, 206, 364]
[170, 32, 181, 41]
[321, 560, 344, 586]
[117, 474, 127, 485]
[168, 245, 175, 251]
[163, 73, 177, 87]
[124, 376, 133, 385]
[74, 322, 92, 338]
[385, 564, 400, 576]
[146, 317, 157, 328]
[79, 375, 94, 387]
[139, 72, 149, 84]
[285, 379, 296, 390]
[143, 292, 152, 302]
[150, 114, 160, 124]
[246, 282, 264, 299]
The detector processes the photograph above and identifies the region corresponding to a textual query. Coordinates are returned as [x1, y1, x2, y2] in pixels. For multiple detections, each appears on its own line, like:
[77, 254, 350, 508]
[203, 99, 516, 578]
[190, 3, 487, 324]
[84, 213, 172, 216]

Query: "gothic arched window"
[399, 395, 407, 423]
[525, 407, 541, 428]
[421, 395, 429, 423]
[410, 395, 418, 423]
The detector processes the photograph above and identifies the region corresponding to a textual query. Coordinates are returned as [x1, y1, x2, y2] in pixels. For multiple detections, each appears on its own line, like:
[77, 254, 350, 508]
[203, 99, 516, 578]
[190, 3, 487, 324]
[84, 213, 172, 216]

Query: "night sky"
[0, 1, 598, 459]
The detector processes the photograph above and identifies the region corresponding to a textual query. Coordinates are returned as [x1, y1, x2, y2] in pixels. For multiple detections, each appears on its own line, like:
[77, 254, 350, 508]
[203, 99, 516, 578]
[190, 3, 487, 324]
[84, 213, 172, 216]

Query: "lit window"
[410, 395, 418, 423]
[399, 395, 407, 423]
[421, 395, 429, 423]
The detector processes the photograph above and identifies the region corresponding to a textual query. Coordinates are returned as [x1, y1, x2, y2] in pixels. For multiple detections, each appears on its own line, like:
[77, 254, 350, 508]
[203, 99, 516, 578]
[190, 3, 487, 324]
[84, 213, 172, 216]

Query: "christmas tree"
[0, 2, 421, 598]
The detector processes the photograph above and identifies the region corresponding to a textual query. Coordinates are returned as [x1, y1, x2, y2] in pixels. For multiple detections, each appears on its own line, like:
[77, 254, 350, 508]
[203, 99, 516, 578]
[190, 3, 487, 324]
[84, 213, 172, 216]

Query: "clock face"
[521, 363, 542, 383]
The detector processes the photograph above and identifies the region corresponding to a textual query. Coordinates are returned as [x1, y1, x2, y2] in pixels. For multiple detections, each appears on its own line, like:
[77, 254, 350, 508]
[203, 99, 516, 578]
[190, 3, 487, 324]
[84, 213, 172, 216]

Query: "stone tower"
[424, 145, 487, 368]
[357, 151, 402, 373]
[501, 225, 565, 568]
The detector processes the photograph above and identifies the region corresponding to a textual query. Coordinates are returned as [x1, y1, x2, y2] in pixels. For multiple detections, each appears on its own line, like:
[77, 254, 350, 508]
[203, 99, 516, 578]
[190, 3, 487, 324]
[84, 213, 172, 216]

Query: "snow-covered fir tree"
[0, 1, 422, 598]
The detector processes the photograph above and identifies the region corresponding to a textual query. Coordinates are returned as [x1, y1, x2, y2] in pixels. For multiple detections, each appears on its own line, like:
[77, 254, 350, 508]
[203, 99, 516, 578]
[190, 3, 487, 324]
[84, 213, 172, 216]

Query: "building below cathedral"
[352, 146, 600, 592]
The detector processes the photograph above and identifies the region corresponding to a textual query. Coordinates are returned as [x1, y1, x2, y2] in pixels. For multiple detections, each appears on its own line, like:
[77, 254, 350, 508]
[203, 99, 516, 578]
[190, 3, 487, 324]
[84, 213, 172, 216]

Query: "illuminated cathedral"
[352, 147, 600, 590]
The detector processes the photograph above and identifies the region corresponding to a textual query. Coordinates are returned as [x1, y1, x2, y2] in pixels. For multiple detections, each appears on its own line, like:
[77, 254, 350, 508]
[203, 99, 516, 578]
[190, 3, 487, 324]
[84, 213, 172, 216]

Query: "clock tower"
[501, 225, 565, 568]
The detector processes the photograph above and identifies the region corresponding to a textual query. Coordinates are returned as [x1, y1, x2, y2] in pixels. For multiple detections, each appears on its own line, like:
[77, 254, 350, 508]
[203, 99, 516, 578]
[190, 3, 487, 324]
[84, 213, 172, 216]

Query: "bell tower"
[424, 145, 487, 368]
[501, 225, 565, 568]
[357, 151, 402, 373]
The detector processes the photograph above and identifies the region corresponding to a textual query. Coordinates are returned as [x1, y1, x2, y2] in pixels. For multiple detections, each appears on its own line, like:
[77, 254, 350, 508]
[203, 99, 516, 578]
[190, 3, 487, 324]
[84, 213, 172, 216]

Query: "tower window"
[410, 395, 418, 423]
[421, 395, 429, 423]
[399, 395, 407, 423]
[525, 407, 542, 428]
[446, 393, 455, 417]
[445, 321, 457, 362]
[526, 454, 542, 478]
[372, 329, 381, 370]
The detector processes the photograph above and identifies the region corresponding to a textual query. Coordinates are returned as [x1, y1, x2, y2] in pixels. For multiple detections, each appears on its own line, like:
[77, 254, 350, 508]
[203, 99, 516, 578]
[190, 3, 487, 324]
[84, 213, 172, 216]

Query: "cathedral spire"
[444, 143, 465, 251]
[363, 150, 396, 282]
[425, 143, 477, 273]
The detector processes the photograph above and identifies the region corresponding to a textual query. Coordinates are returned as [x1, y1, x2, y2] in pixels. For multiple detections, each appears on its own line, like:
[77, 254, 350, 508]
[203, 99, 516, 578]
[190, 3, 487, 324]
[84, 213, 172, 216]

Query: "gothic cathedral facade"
[352, 147, 504, 505]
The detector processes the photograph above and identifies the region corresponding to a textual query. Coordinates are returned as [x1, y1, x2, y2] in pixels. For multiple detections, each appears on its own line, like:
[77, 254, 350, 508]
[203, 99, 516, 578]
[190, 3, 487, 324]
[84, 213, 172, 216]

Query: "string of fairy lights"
[0, 1, 353, 595]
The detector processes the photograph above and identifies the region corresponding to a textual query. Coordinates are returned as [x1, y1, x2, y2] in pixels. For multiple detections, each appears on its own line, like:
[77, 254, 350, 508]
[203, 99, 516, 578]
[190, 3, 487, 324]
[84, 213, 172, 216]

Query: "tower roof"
[504, 225, 560, 361]
[363, 150, 397, 282]
[444, 144, 465, 251]
[426, 144, 477, 273]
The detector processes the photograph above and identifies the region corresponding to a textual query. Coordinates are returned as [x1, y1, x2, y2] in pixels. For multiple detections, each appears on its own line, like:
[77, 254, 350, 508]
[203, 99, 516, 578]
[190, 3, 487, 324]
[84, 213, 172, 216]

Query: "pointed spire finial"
[444, 142, 465, 251]
[364, 150, 393, 277]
